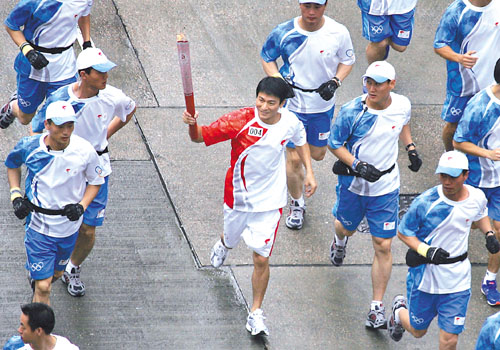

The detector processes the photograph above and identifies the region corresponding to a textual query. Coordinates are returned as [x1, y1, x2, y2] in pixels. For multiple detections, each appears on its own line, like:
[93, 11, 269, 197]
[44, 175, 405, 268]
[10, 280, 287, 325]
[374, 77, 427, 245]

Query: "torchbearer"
[182, 77, 317, 336]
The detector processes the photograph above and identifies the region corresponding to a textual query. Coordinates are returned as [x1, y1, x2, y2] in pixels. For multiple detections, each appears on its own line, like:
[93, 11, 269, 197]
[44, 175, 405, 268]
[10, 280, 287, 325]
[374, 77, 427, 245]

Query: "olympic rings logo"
[450, 107, 462, 116]
[411, 314, 424, 325]
[371, 25, 383, 35]
[30, 262, 44, 272]
[339, 215, 352, 226]
[18, 97, 31, 108]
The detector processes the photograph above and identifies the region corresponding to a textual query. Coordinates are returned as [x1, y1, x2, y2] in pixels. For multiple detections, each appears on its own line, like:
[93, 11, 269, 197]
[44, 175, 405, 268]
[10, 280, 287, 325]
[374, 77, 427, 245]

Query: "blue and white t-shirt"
[357, 0, 418, 15]
[399, 184, 488, 294]
[475, 311, 500, 350]
[35, 83, 136, 177]
[5, 0, 93, 82]
[261, 16, 355, 114]
[328, 92, 411, 196]
[455, 86, 500, 188]
[434, 0, 500, 97]
[5, 133, 104, 238]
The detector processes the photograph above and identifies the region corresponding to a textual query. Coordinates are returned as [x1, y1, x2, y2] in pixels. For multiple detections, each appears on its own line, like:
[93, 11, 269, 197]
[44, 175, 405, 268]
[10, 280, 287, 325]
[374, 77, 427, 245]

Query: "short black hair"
[78, 67, 93, 76]
[256, 77, 295, 103]
[495, 58, 500, 84]
[21, 303, 55, 335]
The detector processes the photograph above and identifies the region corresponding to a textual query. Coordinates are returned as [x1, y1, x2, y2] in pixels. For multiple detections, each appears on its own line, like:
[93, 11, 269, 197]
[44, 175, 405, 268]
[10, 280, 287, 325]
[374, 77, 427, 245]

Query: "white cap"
[363, 61, 396, 83]
[435, 151, 469, 177]
[298, 0, 326, 4]
[76, 48, 116, 72]
[45, 101, 77, 125]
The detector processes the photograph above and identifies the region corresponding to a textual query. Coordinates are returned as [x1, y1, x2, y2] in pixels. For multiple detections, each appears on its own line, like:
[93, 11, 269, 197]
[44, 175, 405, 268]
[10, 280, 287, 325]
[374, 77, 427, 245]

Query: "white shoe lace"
[69, 268, 83, 286]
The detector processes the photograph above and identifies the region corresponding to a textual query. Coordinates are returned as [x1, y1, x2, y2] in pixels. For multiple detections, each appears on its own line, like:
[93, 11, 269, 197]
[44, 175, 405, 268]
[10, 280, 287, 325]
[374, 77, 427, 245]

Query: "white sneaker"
[246, 309, 269, 336]
[285, 200, 305, 230]
[210, 239, 228, 268]
[62, 265, 86, 297]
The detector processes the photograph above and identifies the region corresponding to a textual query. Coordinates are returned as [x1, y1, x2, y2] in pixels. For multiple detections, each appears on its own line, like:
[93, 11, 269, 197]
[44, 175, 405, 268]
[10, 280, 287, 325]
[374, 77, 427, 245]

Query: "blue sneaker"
[481, 280, 500, 306]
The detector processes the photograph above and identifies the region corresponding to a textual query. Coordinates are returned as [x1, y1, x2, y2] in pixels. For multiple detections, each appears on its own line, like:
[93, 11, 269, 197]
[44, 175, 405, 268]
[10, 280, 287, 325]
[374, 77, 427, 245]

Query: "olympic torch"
[176, 34, 198, 140]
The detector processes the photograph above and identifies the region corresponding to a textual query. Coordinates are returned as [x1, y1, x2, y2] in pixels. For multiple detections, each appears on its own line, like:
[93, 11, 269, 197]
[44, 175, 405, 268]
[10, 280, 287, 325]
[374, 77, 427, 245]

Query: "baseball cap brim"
[50, 116, 77, 125]
[299, 0, 326, 4]
[92, 61, 117, 73]
[363, 74, 390, 83]
[435, 166, 463, 177]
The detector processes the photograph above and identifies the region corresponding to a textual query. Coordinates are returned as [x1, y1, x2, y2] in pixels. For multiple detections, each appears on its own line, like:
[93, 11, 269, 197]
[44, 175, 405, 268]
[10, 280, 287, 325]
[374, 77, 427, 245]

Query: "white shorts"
[223, 204, 283, 258]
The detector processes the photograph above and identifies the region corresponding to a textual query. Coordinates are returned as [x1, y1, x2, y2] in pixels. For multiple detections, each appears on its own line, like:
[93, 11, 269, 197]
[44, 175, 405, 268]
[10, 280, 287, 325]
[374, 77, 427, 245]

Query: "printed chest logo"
[65, 168, 78, 176]
[248, 126, 264, 138]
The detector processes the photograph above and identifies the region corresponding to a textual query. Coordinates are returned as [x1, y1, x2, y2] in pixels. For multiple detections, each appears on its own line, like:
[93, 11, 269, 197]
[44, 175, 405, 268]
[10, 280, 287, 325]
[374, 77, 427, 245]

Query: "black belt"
[288, 82, 318, 93]
[97, 147, 109, 156]
[406, 249, 468, 267]
[28, 201, 64, 215]
[380, 163, 396, 175]
[28, 41, 73, 54]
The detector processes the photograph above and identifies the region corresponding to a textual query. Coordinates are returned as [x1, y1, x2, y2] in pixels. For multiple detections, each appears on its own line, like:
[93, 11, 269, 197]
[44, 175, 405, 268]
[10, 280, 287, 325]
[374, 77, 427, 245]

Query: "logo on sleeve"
[95, 166, 103, 177]
[248, 126, 264, 138]
[126, 99, 134, 111]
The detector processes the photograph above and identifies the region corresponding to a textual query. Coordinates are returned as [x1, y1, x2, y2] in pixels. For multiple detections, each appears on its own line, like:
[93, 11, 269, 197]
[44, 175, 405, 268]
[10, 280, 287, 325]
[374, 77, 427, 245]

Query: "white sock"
[371, 300, 383, 310]
[484, 270, 497, 284]
[291, 195, 305, 207]
[395, 308, 402, 324]
[335, 234, 347, 246]
[66, 260, 77, 272]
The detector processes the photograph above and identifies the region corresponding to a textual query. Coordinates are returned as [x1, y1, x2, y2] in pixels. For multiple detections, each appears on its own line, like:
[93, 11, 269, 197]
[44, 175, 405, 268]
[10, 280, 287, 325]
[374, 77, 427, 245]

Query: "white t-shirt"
[36, 83, 136, 177]
[261, 16, 355, 113]
[5, 0, 93, 82]
[5, 134, 104, 238]
[329, 93, 411, 196]
[434, 0, 500, 96]
[455, 86, 500, 188]
[399, 184, 488, 294]
[202, 107, 306, 212]
[20, 335, 79, 350]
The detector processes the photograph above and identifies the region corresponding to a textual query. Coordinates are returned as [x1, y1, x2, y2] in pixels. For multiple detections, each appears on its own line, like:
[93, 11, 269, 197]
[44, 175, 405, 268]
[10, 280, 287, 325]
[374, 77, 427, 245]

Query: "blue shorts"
[287, 106, 334, 148]
[407, 287, 471, 334]
[16, 73, 77, 116]
[361, 9, 415, 46]
[480, 187, 500, 221]
[333, 184, 399, 238]
[83, 176, 109, 227]
[24, 228, 78, 280]
[441, 93, 472, 123]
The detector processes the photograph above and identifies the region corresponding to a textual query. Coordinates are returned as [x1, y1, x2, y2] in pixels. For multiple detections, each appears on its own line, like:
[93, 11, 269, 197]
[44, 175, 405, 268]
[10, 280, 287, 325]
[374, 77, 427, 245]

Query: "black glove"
[12, 197, 32, 220]
[317, 78, 340, 101]
[63, 203, 84, 221]
[355, 161, 382, 182]
[82, 41, 92, 50]
[25, 50, 49, 70]
[486, 233, 500, 254]
[408, 149, 422, 172]
[426, 247, 450, 264]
